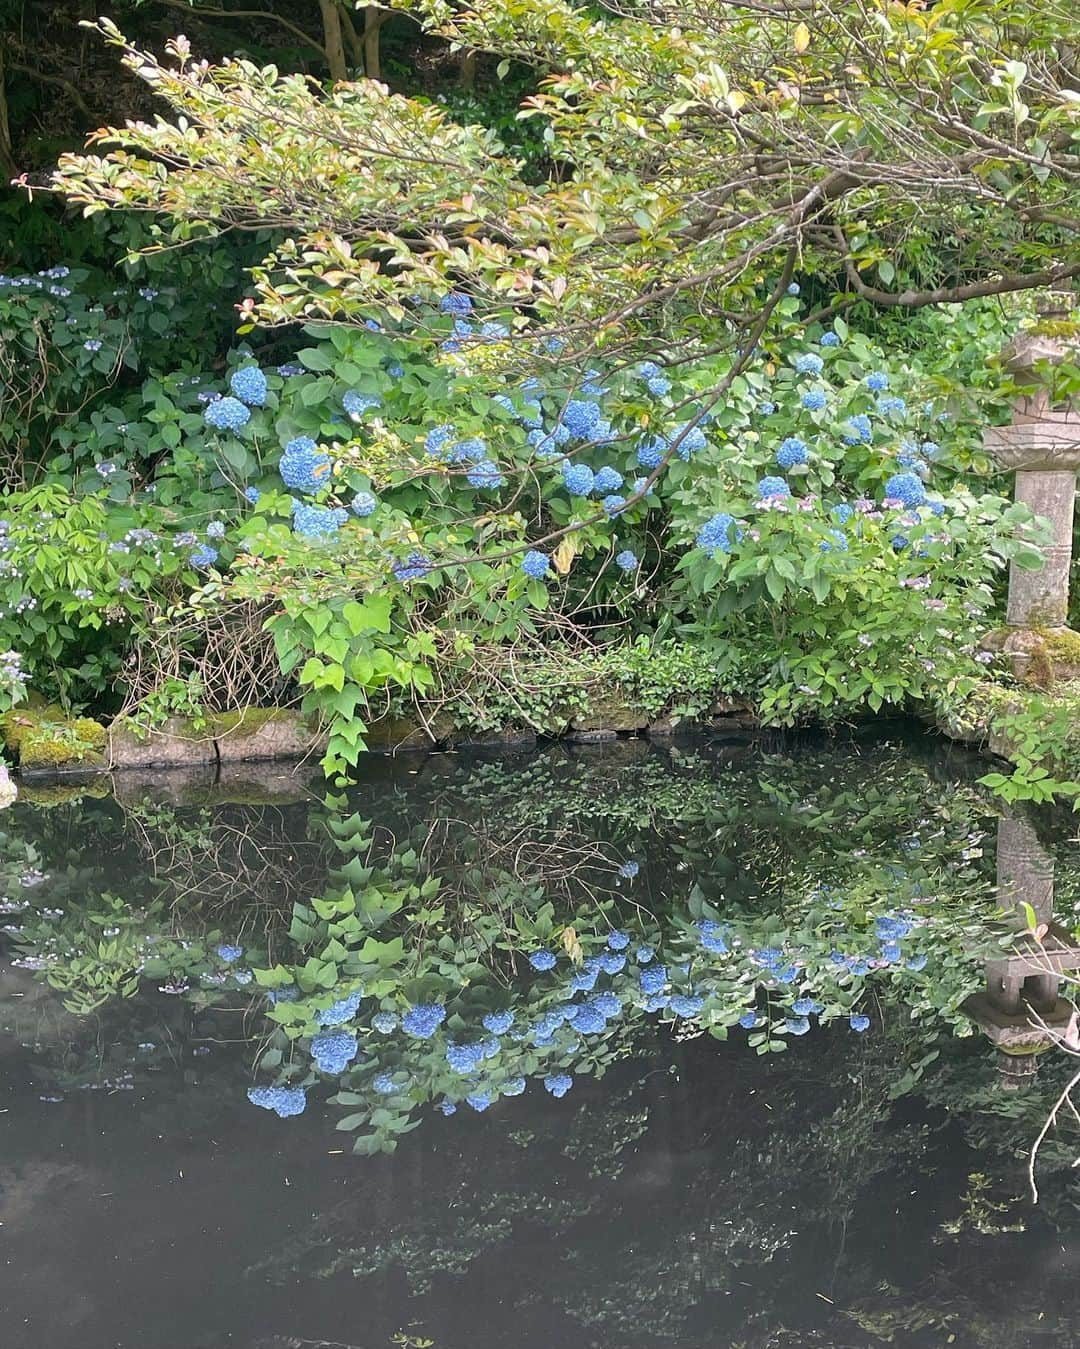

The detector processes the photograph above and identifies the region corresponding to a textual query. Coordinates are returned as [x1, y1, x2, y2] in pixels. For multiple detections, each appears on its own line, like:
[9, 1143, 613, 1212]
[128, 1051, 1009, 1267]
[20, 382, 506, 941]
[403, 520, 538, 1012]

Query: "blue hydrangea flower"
[757, 400, 776, 415]
[561, 400, 602, 440]
[482, 1011, 514, 1035]
[787, 282, 801, 296]
[884, 472, 926, 508]
[438, 1098, 457, 1115]
[866, 371, 889, 391]
[891, 533, 910, 552]
[248, 1086, 306, 1118]
[351, 491, 378, 518]
[425, 424, 456, 456]
[601, 495, 626, 516]
[280, 436, 331, 493]
[316, 990, 363, 1026]
[343, 391, 381, 420]
[569, 1005, 607, 1034]
[521, 550, 550, 580]
[594, 466, 624, 494]
[230, 367, 267, 406]
[562, 461, 595, 496]
[206, 520, 226, 540]
[640, 964, 668, 994]
[843, 414, 873, 445]
[401, 1003, 446, 1039]
[372, 1073, 398, 1095]
[393, 552, 433, 582]
[216, 943, 243, 963]
[372, 1012, 398, 1033]
[528, 949, 557, 971]
[786, 1016, 811, 1036]
[446, 1042, 484, 1074]
[820, 332, 841, 347]
[635, 945, 654, 963]
[267, 987, 299, 1005]
[776, 436, 808, 468]
[293, 504, 347, 538]
[849, 1014, 871, 1033]
[921, 440, 941, 458]
[793, 353, 824, 376]
[802, 389, 827, 411]
[607, 930, 630, 951]
[466, 1092, 493, 1112]
[906, 954, 928, 972]
[591, 992, 622, 1019]
[597, 953, 626, 975]
[204, 396, 251, 432]
[672, 422, 708, 460]
[792, 997, 822, 1016]
[831, 503, 854, 524]
[544, 1074, 573, 1098]
[775, 965, 799, 985]
[878, 395, 907, 416]
[615, 550, 638, 572]
[467, 460, 505, 489]
[310, 1030, 358, 1074]
[670, 994, 704, 1018]
[244, 485, 261, 504]
[739, 1010, 763, 1029]
[618, 860, 640, 878]
[190, 544, 219, 569]
[819, 529, 848, 553]
[636, 435, 668, 469]
[570, 967, 599, 993]
[756, 476, 790, 500]
[696, 511, 742, 552]
[501, 1076, 527, 1096]
[440, 292, 473, 317]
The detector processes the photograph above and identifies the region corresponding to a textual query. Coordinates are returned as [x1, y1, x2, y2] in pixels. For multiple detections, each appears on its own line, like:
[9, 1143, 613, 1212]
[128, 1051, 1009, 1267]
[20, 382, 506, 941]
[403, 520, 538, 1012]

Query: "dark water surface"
[2, 731, 1079, 1349]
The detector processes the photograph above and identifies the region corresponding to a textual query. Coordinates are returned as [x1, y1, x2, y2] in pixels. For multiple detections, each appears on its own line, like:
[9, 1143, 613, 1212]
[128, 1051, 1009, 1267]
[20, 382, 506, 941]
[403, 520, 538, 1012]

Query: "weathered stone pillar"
[982, 294, 1080, 684]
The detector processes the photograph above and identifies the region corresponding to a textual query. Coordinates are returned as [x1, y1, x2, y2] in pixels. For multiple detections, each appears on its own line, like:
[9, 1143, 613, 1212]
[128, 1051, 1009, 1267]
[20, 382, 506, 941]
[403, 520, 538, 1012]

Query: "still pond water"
[1, 730, 1079, 1349]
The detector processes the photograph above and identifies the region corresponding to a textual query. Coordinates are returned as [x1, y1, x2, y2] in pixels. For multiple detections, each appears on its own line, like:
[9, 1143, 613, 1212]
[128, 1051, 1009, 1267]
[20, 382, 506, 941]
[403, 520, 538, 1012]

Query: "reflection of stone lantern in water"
[963, 807, 1080, 1087]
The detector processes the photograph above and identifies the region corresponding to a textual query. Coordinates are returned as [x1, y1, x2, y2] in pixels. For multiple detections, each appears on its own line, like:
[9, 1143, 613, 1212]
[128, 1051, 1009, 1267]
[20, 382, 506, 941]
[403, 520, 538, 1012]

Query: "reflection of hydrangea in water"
[248, 1086, 307, 1118]
[482, 1011, 514, 1035]
[216, 943, 243, 963]
[640, 964, 668, 994]
[316, 990, 363, 1026]
[849, 1014, 871, 1032]
[528, 949, 557, 971]
[544, 1074, 573, 1098]
[402, 1003, 447, 1039]
[372, 1012, 398, 1033]
[229, 366, 267, 406]
[204, 396, 251, 432]
[311, 1030, 358, 1074]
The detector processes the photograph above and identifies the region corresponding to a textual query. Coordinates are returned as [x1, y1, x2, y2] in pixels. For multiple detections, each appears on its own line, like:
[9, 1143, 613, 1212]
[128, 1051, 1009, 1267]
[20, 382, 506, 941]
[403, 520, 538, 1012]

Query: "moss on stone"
[1026, 319, 1080, 340]
[1036, 627, 1080, 666]
[207, 706, 306, 738]
[1, 706, 108, 770]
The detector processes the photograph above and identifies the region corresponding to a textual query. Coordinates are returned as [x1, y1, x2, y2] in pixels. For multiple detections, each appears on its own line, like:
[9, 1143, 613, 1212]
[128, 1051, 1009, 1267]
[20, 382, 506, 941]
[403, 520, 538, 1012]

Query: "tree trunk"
[318, 0, 348, 82]
[460, 50, 477, 90]
[0, 44, 18, 180]
[363, 7, 382, 82]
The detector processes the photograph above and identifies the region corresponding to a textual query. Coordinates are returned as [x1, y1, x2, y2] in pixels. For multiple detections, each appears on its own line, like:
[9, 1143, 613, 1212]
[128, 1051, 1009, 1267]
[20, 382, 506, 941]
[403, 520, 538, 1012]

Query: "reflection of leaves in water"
[560, 1080, 652, 1179]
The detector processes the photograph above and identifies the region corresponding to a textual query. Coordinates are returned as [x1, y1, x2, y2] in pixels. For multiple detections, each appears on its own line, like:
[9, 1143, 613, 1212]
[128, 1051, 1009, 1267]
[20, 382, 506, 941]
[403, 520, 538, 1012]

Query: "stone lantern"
[982, 292, 1080, 684]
